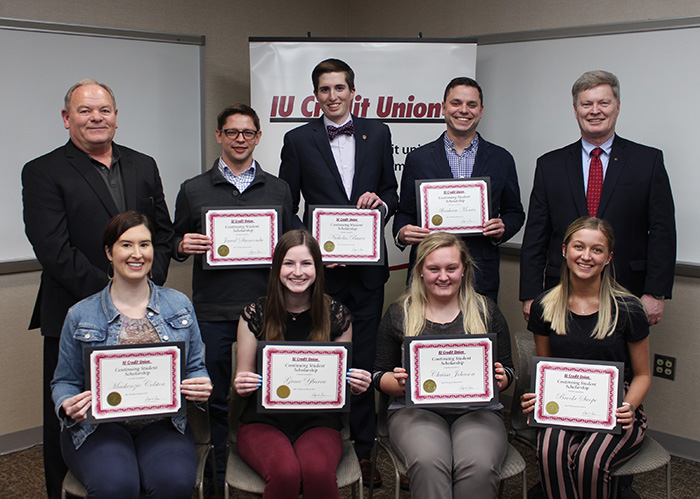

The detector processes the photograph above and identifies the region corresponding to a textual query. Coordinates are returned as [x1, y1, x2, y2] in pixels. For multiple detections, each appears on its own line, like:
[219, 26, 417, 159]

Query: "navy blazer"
[279, 116, 398, 292]
[22, 140, 174, 337]
[393, 133, 525, 298]
[519, 135, 676, 301]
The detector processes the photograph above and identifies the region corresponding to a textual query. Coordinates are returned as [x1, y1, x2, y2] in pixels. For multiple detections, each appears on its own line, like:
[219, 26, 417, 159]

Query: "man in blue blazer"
[279, 59, 398, 486]
[393, 77, 525, 302]
[519, 70, 676, 326]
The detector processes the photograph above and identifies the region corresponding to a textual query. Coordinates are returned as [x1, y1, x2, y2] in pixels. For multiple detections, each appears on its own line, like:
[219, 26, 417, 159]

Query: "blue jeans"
[61, 420, 196, 498]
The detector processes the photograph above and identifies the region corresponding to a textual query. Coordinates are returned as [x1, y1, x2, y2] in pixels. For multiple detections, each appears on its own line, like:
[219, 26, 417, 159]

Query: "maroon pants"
[237, 423, 343, 499]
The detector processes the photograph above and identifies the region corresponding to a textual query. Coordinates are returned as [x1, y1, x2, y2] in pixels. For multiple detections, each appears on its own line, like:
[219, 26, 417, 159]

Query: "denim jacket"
[51, 281, 209, 449]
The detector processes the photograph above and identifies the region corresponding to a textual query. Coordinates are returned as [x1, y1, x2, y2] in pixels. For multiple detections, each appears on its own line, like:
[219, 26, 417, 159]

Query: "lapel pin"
[362, 134, 367, 140]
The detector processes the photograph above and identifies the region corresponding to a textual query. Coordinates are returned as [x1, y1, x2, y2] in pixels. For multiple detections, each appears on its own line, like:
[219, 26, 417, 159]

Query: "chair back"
[510, 331, 537, 448]
[228, 342, 246, 444]
[186, 400, 211, 447]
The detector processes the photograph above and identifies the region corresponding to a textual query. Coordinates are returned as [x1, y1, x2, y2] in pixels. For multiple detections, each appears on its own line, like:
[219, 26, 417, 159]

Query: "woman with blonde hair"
[373, 232, 514, 498]
[521, 216, 650, 499]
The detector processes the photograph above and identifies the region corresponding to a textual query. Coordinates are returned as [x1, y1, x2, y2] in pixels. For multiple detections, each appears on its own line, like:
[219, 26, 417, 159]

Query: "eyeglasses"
[220, 128, 258, 140]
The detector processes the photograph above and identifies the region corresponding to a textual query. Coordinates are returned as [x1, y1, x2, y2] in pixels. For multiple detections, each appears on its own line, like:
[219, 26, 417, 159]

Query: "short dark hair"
[103, 211, 154, 252]
[217, 103, 260, 131]
[312, 59, 355, 93]
[443, 77, 483, 106]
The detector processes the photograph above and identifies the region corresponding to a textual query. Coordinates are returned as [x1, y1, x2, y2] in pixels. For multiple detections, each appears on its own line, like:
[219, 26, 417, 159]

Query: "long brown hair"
[540, 216, 639, 339]
[262, 230, 331, 342]
[403, 232, 488, 337]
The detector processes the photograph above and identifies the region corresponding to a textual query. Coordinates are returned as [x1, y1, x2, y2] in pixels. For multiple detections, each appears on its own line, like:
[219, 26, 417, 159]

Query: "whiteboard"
[0, 21, 203, 264]
[476, 24, 700, 266]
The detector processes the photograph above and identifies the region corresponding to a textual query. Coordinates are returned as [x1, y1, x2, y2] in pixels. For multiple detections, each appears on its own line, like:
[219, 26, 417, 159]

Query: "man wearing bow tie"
[279, 58, 398, 487]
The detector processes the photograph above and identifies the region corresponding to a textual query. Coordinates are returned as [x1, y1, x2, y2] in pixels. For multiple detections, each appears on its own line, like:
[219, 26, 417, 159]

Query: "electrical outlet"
[653, 354, 676, 380]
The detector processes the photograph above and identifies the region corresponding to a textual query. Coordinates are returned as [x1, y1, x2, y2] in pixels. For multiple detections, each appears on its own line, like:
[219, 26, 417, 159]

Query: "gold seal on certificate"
[204, 207, 280, 268]
[107, 392, 122, 407]
[405, 335, 497, 407]
[546, 401, 559, 414]
[417, 178, 491, 235]
[531, 357, 623, 433]
[259, 342, 351, 412]
[310, 206, 384, 265]
[87, 343, 183, 422]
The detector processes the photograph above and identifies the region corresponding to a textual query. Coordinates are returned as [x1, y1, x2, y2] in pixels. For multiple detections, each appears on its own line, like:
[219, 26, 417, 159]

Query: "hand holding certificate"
[404, 335, 497, 407]
[416, 178, 491, 235]
[528, 357, 623, 433]
[258, 342, 351, 412]
[203, 207, 279, 268]
[310, 206, 384, 264]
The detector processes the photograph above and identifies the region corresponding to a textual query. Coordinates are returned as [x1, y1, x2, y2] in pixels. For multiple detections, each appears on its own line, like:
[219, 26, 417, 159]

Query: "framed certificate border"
[528, 357, 623, 434]
[415, 177, 492, 235]
[83, 342, 186, 424]
[256, 341, 352, 413]
[404, 334, 498, 408]
[202, 206, 281, 269]
[309, 205, 385, 265]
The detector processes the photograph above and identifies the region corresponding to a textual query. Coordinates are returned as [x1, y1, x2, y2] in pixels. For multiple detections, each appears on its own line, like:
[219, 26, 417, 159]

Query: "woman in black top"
[234, 230, 370, 499]
[521, 216, 650, 499]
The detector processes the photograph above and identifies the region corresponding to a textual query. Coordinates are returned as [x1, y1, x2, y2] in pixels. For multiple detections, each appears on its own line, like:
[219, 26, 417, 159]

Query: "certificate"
[529, 357, 623, 433]
[203, 207, 279, 268]
[257, 342, 351, 412]
[85, 343, 185, 423]
[404, 335, 497, 408]
[416, 178, 491, 234]
[310, 206, 384, 265]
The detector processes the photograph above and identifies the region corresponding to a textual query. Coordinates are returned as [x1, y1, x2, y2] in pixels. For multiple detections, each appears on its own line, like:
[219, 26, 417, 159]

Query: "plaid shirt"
[444, 133, 479, 178]
[218, 158, 256, 192]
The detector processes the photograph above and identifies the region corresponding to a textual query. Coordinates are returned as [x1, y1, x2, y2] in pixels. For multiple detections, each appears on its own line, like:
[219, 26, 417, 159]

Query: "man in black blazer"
[22, 79, 174, 498]
[520, 70, 676, 327]
[279, 59, 398, 486]
[393, 77, 525, 302]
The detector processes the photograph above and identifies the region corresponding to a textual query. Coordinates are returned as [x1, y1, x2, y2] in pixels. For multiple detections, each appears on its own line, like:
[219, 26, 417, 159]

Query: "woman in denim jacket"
[51, 211, 212, 499]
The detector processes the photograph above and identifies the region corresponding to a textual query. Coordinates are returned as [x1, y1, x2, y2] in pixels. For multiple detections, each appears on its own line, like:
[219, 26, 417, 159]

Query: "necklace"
[289, 309, 309, 321]
[571, 297, 597, 314]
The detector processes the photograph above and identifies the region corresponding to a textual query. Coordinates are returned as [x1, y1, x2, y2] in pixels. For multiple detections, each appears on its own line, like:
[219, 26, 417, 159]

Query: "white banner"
[249, 40, 477, 267]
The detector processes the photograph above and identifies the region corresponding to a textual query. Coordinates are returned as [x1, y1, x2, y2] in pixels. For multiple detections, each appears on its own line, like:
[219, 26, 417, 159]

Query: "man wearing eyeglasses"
[173, 103, 293, 484]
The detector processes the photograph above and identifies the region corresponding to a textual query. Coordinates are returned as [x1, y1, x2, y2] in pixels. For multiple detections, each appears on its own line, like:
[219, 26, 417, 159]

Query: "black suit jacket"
[279, 116, 398, 293]
[519, 135, 676, 300]
[22, 140, 174, 337]
[393, 133, 525, 298]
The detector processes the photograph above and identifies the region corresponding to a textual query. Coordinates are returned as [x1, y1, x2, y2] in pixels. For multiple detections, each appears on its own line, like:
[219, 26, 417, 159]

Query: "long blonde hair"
[540, 216, 639, 339]
[402, 232, 488, 337]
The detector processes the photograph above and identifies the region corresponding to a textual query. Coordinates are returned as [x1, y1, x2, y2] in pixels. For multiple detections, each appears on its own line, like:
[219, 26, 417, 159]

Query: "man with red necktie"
[520, 70, 676, 327]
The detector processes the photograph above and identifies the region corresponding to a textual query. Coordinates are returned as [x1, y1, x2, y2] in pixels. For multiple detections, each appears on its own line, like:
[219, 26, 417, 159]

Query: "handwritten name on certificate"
[532, 358, 622, 433]
[259, 343, 350, 411]
[88, 344, 182, 421]
[204, 208, 278, 268]
[311, 207, 383, 264]
[405, 335, 496, 407]
[417, 178, 490, 234]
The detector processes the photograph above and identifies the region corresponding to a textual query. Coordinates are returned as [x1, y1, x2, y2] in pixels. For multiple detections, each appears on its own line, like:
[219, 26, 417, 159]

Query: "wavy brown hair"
[262, 230, 331, 342]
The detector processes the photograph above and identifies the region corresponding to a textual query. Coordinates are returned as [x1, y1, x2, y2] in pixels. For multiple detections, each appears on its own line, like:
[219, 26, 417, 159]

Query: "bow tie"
[327, 121, 354, 139]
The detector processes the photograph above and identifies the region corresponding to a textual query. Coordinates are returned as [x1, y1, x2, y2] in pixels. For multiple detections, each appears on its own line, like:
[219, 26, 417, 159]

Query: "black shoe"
[617, 484, 642, 499]
[527, 482, 545, 499]
[399, 473, 410, 491]
[360, 459, 382, 488]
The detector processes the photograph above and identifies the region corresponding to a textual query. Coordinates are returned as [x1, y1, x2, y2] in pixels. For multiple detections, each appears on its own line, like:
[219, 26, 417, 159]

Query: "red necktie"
[586, 147, 604, 216]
